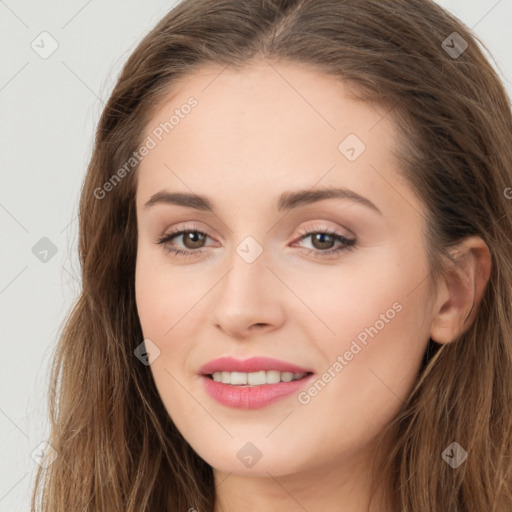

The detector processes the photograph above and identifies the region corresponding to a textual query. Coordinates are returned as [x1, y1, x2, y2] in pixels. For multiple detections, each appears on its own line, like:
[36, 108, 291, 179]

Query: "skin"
[134, 60, 491, 511]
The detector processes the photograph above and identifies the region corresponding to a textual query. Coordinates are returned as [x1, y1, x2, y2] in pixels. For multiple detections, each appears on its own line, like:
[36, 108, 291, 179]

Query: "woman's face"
[134, 60, 436, 479]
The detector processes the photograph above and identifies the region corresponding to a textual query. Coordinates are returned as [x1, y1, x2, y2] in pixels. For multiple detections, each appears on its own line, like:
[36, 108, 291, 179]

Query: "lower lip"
[200, 374, 314, 409]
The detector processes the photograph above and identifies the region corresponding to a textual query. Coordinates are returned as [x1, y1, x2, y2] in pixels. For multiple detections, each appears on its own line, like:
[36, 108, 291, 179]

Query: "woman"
[31, 0, 512, 510]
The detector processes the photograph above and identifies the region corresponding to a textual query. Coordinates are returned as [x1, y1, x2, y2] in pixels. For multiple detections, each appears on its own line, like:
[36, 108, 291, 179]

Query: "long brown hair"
[31, 0, 512, 510]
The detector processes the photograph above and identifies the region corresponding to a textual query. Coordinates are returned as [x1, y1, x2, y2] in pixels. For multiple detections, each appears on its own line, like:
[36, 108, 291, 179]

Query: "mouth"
[204, 370, 314, 386]
[198, 356, 315, 408]
[200, 371, 315, 409]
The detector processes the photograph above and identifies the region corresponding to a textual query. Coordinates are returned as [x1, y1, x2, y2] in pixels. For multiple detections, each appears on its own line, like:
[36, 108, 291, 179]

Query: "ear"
[430, 236, 492, 344]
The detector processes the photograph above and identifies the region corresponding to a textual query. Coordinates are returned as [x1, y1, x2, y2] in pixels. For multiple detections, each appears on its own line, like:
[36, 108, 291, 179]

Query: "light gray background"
[0, 1, 511, 510]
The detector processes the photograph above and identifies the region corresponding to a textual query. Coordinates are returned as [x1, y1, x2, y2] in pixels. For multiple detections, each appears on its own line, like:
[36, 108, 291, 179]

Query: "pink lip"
[201, 374, 315, 409]
[198, 356, 313, 375]
[198, 356, 315, 409]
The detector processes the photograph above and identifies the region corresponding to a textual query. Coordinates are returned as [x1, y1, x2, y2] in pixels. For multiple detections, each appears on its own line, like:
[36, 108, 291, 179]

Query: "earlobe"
[429, 236, 492, 344]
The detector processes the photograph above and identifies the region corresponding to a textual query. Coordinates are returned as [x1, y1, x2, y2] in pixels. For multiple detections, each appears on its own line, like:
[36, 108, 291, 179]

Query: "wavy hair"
[31, 0, 512, 510]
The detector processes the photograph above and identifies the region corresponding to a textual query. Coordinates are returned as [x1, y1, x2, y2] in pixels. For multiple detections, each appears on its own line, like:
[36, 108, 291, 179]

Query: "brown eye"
[180, 231, 207, 249]
[156, 227, 213, 257]
[294, 227, 356, 258]
[310, 232, 336, 250]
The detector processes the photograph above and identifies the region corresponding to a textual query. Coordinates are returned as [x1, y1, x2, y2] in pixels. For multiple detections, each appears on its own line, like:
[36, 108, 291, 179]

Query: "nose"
[210, 247, 286, 340]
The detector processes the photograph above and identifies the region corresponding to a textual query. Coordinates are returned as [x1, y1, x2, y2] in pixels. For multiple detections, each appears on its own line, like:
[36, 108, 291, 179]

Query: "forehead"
[141, 60, 392, 156]
[135, 60, 419, 222]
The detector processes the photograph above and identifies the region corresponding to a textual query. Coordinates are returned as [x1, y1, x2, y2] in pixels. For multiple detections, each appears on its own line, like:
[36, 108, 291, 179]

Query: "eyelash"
[155, 223, 356, 259]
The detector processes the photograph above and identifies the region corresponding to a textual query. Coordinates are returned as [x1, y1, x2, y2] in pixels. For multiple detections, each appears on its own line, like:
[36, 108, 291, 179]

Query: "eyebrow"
[143, 187, 382, 215]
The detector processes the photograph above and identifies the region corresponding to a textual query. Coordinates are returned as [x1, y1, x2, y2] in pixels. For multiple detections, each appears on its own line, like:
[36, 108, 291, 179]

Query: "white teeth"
[281, 372, 293, 382]
[266, 370, 281, 384]
[247, 370, 266, 385]
[230, 371, 247, 385]
[211, 370, 307, 385]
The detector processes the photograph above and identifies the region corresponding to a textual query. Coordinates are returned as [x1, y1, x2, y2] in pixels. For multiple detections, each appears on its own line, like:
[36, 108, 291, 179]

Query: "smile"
[201, 371, 314, 409]
[208, 370, 309, 385]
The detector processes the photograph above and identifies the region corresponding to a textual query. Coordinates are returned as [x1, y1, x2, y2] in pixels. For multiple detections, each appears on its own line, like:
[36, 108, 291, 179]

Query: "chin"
[194, 440, 306, 477]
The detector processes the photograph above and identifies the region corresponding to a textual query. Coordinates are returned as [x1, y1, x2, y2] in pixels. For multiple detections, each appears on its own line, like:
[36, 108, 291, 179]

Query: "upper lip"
[199, 356, 314, 375]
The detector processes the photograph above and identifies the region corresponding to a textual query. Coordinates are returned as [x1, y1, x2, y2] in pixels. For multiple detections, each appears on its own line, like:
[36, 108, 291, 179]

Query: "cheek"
[134, 251, 201, 419]
[297, 241, 431, 407]
[289, 241, 428, 343]
[134, 247, 211, 397]
[289, 287, 430, 464]
[135, 262, 168, 339]
[134, 247, 204, 338]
